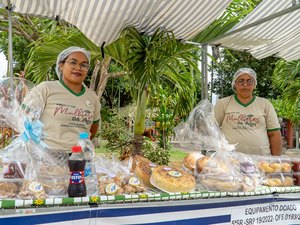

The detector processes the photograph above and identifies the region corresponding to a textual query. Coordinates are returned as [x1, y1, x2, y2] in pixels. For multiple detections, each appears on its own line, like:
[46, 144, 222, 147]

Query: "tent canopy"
[2, 0, 300, 61]
[2, 0, 231, 47]
[211, 0, 300, 61]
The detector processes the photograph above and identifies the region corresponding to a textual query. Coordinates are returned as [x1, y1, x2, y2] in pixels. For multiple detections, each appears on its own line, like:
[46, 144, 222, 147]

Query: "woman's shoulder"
[255, 96, 272, 104]
[215, 95, 233, 105]
[84, 86, 99, 101]
[35, 80, 59, 89]
[254, 96, 275, 110]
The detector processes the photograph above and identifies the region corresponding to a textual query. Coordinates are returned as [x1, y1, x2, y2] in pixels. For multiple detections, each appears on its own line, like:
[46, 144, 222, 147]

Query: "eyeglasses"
[236, 79, 255, 86]
[64, 60, 90, 71]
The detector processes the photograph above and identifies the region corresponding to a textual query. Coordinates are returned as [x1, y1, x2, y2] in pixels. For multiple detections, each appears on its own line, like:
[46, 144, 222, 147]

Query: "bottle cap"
[72, 146, 82, 152]
[79, 132, 89, 139]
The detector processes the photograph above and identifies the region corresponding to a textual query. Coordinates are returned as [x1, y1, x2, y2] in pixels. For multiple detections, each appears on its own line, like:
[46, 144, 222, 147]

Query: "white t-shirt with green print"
[22, 80, 101, 152]
[214, 94, 280, 155]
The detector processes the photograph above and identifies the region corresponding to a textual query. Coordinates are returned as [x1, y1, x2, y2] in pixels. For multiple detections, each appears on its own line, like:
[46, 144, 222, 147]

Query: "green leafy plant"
[101, 108, 171, 164]
[101, 109, 133, 158]
[143, 139, 170, 165]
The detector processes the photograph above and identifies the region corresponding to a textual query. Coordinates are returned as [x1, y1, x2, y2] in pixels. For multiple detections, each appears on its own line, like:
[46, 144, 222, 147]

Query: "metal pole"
[6, 0, 15, 103]
[296, 127, 299, 149]
[7, 0, 14, 80]
[201, 44, 208, 100]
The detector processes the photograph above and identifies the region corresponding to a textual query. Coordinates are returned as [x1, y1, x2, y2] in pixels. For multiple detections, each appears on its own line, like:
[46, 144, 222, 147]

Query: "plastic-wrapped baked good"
[262, 173, 294, 187]
[98, 175, 147, 195]
[133, 160, 155, 188]
[38, 174, 68, 196]
[18, 180, 47, 199]
[0, 181, 21, 198]
[150, 166, 195, 193]
[123, 176, 147, 193]
[3, 161, 26, 179]
[255, 155, 291, 173]
[195, 156, 211, 175]
[183, 153, 204, 173]
[199, 174, 242, 192]
[35, 158, 69, 197]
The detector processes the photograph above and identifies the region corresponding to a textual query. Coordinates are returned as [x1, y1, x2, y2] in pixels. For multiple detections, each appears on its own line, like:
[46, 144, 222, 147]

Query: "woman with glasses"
[22, 46, 101, 154]
[214, 68, 282, 156]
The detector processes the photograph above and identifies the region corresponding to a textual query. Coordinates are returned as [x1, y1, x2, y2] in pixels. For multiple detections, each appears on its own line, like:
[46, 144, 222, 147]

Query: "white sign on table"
[231, 202, 300, 225]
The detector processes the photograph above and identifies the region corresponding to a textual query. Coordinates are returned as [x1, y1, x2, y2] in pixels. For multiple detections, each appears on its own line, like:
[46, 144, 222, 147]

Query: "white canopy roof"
[3, 0, 231, 47]
[211, 0, 300, 61]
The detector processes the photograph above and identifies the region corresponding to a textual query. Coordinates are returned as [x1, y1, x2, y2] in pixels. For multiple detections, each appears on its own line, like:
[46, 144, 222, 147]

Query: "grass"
[95, 140, 188, 163]
[168, 149, 188, 162]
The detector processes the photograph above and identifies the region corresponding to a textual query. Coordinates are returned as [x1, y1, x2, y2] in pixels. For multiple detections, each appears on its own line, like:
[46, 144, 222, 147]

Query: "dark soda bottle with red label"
[68, 146, 87, 197]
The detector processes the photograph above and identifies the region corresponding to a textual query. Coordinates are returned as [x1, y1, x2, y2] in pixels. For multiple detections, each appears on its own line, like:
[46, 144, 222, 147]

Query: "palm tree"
[24, 27, 200, 156]
[111, 27, 199, 155]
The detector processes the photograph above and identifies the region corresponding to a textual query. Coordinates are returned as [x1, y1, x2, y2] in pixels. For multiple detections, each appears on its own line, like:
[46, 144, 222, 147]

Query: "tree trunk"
[90, 60, 101, 92]
[133, 134, 144, 156]
[96, 56, 111, 98]
[132, 89, 148, 155]
[89, 56, 125, 137]
[95, 56, 124, 98]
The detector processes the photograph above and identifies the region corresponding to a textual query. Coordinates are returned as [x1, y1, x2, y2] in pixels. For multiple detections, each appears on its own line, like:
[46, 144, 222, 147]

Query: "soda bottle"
[68, 146, 87, 197]
[77, 132, 97, 196]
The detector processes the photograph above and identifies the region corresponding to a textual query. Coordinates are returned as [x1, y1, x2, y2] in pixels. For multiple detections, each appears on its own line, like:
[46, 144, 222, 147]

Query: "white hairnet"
[231, 67, 257, 91]
[55, 46, 91, 79]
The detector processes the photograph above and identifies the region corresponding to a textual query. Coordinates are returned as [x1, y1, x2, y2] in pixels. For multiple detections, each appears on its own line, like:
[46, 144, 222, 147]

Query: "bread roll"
[183, 153, 204, 172]
[281, 163, 291, 172]
[270, 163, 281, 172]
[259, 162, 274, 173]
[282, 177, 293, 186]
[195, 156, 211, 174]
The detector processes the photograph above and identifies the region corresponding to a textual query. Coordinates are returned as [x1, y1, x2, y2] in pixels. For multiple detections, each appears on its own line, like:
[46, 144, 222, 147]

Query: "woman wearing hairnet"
[22, 46, 101, 154]
[214, 68, 282, 156]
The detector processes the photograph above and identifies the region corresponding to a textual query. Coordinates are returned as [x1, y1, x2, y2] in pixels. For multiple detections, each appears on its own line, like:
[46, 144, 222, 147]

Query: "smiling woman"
[22, 46, 101, 155]
[0, 52, 8, 77]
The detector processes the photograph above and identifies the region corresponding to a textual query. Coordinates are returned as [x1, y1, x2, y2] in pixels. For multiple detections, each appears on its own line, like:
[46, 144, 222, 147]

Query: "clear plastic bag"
[174, 99, 234, 153]
[0, 78, 64, 199]
[95, 155, 147, 195]
[174, 99, 261, 192]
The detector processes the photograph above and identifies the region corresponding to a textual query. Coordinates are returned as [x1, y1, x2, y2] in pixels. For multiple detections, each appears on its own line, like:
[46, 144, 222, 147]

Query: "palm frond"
[26, 31, 101, 83]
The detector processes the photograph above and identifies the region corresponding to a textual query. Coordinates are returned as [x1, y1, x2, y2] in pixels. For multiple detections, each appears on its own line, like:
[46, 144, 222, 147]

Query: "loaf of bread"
[134, 160, 155, 188]
[200, 178, 241, 192]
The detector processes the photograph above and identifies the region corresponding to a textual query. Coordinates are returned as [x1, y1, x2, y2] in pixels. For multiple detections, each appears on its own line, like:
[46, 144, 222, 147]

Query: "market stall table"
[1, 186, 300, 225]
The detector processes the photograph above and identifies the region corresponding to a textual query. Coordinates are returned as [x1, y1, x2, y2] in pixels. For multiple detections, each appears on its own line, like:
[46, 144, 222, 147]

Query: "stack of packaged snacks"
[255, 155, 293, 187]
